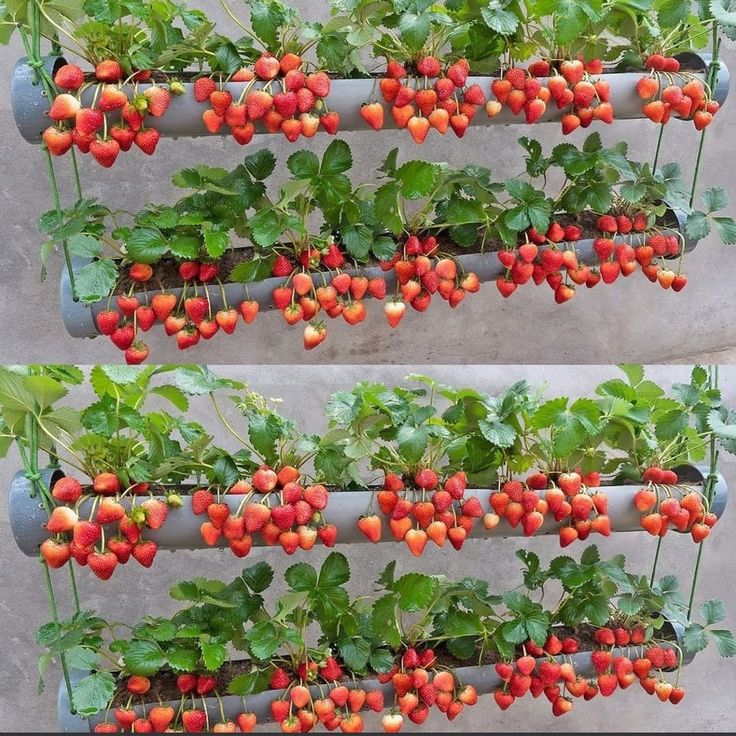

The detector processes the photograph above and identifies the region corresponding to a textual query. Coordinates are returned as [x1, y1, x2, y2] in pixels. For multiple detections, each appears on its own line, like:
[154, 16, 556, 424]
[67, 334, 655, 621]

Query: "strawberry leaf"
[394, 573, 436, 612]
[71, 672, 116, 717]
[74, 259, 117, 304]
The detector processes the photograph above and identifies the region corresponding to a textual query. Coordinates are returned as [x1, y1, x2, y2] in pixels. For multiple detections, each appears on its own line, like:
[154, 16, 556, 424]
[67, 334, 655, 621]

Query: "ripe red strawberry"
[194, 76, 216, 102]
[40, 539, 71, 569]
[43, 127, 73, 156]
[131, 540, 157, 567]
[134, 128, 160, 155]
[184, 296, 208, 324]
[88, 551, 118, 580]
[54, 63, 84, 90]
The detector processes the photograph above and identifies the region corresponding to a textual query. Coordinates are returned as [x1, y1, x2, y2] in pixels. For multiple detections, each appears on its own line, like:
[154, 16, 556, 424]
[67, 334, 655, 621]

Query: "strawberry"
[194, 76, 217, 102]
[94, 60, 122, 82]
[384, 300, 406, 328]
[132, 540, 158, 567]
[89, 138, 120, 168]
[134, 128, 160, 155]
[306, 71, 331, 98]
[357, 514, 381, 543]
[40, 539, 71, 569]
[359, 101, 384, 130]
[43, 126, 73, 156]
[99, 86, 128, 112]
[561, 113, 581, 135]
[494, 690, 515, 710]
[182, 709, 207, 733]
[88, 551, 118, 580]
[184, 296, 208, 324]
[304, 321, 326, 349]
[407, 115, 430, 143]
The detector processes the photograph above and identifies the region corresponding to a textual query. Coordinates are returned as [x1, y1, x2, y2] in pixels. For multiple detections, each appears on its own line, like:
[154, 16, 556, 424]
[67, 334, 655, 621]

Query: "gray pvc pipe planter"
[60, 208, 696, 339]
[12, 53, 730, 143]
[8, 464, 727, 556]
[57, 618, 691, 731]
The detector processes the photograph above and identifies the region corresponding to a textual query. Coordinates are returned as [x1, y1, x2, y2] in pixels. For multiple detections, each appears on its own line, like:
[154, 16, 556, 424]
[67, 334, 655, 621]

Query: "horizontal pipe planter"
[9, 464, 727, 556]
[12, 53, 730, 143]
[57, 619, 692, 731]
[60, 208, 696, 339]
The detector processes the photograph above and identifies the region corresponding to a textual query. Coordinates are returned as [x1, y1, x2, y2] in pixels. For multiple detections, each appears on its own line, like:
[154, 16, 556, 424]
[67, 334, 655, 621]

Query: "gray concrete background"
[1, 364, 735, 732]
[1, 3, 736, 364]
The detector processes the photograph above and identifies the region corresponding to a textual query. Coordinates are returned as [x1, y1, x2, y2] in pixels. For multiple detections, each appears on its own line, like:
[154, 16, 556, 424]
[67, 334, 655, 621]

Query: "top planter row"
[11, 51, 730, 144]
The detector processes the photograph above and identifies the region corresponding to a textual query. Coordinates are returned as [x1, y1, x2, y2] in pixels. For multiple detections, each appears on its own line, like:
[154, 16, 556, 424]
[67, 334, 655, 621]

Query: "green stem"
[652, 124, 665, 172]
[42, 557, 76, 713]
[68, 564, 81, 614]
[688, 130, 707, 209]
[687, 365, 720, 618]
[650, 536, 662, 586]
[70, 149, 83, 202]
[44, 148, 77, 299]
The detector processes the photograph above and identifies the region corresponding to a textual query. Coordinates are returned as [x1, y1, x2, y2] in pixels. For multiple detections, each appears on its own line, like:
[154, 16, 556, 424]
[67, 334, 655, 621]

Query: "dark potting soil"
[109, 622, 674, 706]
[113, 210, 678, 296]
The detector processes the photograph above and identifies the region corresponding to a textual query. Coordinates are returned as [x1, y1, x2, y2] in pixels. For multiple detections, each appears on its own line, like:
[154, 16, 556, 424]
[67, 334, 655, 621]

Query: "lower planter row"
[57, 620, 691, 732]
[9, 465, 727, 556]
[60, 209, 696, 339]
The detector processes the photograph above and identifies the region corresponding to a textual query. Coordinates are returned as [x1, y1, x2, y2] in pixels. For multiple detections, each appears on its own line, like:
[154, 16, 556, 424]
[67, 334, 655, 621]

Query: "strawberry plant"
[30, 544, 734, 730]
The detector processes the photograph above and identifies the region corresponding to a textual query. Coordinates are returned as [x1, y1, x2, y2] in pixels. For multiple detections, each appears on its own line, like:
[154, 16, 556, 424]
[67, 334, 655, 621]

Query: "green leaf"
[398, 10, 431, 50]
[228, 668, 270, 696]
[394, 573, 435, 612]
[685, 210, 711, 240]
[65, 645, 99, 671]
[371, 594, 402, 648]
[285, 562, 318, 592]
[246, 621, 285, 661]
[67, 233, 102, 258]
[72, 672, 116, 717]
[166, 647, 200, 672]
[229, 255, 275, 283]
[244, 149, 277, 180]
[24, 375, 67, 411]
[125, 227, 168, 263]
[202, 226, 229, 258]
[711, 629, 736, 657]
[682, 623, 708, 653]
[478, 419, 516, 448]
[318, 552, 350, 588]
[242, 561, 274, 593]
[320, 140, 353, 176]
[250, 0, 285, 48]
[396, 161, 439, 199]
[151, 385, 189, 411]
[703, 186, 729, 212]
[713, 217, 736, 245]
[480, 3, 519, 34]
[200, 639, 227, 671]
[214, 41, 241, 74]
[339, 636, 372, 671]
[396, 424, 428, 463]
[168, 234, 201, 259]
[287, 150, 320, 179]
[124, 640, 166, 676]
[701, 599, 726, 625]
[444, 610, 484, 637]
[74, 260, 117, 303]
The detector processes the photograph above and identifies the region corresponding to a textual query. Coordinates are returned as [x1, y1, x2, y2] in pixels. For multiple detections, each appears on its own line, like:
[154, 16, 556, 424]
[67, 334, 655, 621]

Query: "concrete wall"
[1, 3, 736, 364]
[1, 364, 735, 732]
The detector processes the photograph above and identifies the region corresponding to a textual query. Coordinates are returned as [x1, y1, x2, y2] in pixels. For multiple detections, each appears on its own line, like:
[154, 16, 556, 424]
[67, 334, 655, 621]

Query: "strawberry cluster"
[45, 61, 172, 165]
[637, 55, 719, 130]
[634, 466, 718, 542]
[270, 245, 386, 350]
[496, 213, 687, 303]
[192, 466, 336, 556]
[41, 474, 170, 579]
[486, 471, 610, 547]
[358, 469, 482, 554]
[377, 648, 478, 729]
[97, 674, 258, 732]
[96, 261, 259, 364]
[493, 631, 683, 716]
[194, 53, 338, 143]
[490, 59, 613, 135]
[380, 235, 480, 328]
[267, 657, 384, 732]
[366, 57, 486, 142]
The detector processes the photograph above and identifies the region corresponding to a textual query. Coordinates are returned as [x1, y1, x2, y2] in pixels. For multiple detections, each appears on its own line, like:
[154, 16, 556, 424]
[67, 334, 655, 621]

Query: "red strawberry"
[134, 128, 160, 155]
[194, 77, 216, 102]
[43, 127, 73, 156]
[88, 551, 118, 580]
[132, 540, 157, 567]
